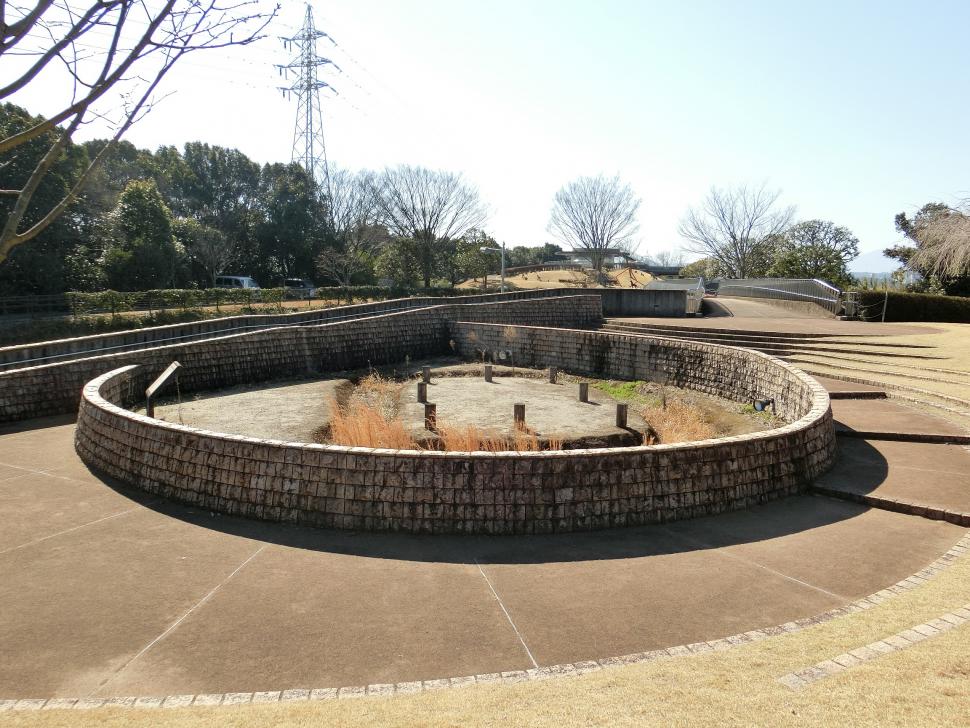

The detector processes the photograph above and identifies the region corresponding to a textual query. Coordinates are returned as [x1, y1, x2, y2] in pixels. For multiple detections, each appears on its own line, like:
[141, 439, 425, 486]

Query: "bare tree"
[649, 248, 686, 267]
[547, 174, 641, 272]
[0, 1, 278, 264]
[316, 168, 388, 285]
[175, 217, 233, 285]
[907, 200, 970, 280]
[678, 183, 795, 278]
[374, 165, 487, 288]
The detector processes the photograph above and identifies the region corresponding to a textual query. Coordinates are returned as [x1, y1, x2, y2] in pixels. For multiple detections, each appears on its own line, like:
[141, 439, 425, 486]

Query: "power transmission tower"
[277, 3, 339, 204]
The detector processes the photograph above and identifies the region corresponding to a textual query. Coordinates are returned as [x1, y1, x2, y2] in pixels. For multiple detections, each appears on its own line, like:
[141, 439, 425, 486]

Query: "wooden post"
[548, 366, 558, 383]
[513, 403, 526, 429]
[616, 402, 628, 428]
[145, 361, 182, 418]
[417, 382, 427, 403]
[579, 382, 589, 402]
[424, 403, 437, 431]
[484, 364, 493, 382]
[422, 365, 431, 383]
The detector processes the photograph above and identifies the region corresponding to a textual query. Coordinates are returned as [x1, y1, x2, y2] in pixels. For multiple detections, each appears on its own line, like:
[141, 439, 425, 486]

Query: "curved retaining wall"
[75, 324, 836, 534]
[0, 295, 600, 423]
[0, 287, 688, 369]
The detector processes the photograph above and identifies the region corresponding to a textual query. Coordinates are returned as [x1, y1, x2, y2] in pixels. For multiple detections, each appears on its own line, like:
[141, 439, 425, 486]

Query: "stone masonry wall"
[0, 296, 600, 423]
[0, 288, 685, 368]
[74, 323, 835, 534]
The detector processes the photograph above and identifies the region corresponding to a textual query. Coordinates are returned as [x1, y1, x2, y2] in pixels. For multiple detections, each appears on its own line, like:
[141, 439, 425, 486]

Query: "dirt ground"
[397, 375, 649, 446]
[145, 361, 774, 447]
[149, 378, 351, 441]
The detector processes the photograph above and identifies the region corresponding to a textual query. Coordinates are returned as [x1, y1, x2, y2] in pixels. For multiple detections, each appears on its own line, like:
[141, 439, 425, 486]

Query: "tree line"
[0, 103, 573, 296]
[3, 97, 967, 297]
[677, 183, 970, 294]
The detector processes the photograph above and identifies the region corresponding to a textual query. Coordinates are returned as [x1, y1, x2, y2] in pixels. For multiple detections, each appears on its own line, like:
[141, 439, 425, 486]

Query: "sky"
[11, 0, 970, 271]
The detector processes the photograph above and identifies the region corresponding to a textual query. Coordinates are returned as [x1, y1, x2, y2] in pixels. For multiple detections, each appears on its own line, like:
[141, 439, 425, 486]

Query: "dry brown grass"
[327, 376, 567, 452]
[435, 424, 564, 452]
[327, 396, 417, 449]
[641, 400, 717, 443]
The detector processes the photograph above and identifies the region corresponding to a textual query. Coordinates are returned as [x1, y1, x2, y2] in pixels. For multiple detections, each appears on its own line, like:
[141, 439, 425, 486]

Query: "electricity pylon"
[277, 3, 339, 203]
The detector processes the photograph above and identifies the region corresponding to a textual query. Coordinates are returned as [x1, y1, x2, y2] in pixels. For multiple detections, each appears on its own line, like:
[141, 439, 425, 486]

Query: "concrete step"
[599, 325, 942, 361]
[812, 438, 970, 525]
[811, 375, 888, 400]
[602, 320, 934, 347]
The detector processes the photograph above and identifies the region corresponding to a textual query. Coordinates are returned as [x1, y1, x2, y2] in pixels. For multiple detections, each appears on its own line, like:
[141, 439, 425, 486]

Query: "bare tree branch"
[316, 167, 388, 286]
[374, 165, 487, 288]
[0, 0, 278, 264]
[678, 183, 794, 278]
[547, 174, 641, 272]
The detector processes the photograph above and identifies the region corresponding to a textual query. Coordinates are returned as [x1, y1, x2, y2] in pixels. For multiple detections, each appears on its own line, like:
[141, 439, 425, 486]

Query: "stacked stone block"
[74, 318, 835, 535]
[0, 295, 600, 423]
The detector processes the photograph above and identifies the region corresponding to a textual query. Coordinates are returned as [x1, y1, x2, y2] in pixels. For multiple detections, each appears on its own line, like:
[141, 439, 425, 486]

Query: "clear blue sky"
[16, 0, 970, 270]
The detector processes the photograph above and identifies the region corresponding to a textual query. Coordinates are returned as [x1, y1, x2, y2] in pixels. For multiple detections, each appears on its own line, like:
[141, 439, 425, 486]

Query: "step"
[602, 319, 931, 346]
[828, 391, 888, 400]
[835, 428, 970, 445]
[599, 326, 941, 360]
[812, 437, 970, 524]
[600, 321, 918, 347]
[796, 367, 970, 422]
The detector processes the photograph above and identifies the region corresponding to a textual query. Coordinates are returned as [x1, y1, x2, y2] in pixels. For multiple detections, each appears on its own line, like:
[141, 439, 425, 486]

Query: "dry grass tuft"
[641, 400, 717, 443]
[327, 396, 418, 449]
[436, 424, 564, 452]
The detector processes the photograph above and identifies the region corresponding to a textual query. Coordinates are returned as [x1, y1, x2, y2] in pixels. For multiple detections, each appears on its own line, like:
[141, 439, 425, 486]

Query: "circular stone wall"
[74, 325, 836, 534]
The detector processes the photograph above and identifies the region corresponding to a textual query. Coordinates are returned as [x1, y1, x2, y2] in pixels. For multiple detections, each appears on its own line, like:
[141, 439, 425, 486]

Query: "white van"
[214, 275, 260, 290]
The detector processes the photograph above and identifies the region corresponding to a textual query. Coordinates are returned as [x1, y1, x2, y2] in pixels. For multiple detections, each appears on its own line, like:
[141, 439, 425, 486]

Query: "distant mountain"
[850, 249, 898, 274]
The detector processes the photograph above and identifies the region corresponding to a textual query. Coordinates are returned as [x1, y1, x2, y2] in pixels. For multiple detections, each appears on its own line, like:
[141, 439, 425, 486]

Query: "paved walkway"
[622, 298, 937, 336]
[830, 398, 969, 438]
[1, 398, 967, 700]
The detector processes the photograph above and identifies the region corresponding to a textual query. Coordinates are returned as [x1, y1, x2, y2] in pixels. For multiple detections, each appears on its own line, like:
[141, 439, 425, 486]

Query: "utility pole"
[277, 4, 339, 206]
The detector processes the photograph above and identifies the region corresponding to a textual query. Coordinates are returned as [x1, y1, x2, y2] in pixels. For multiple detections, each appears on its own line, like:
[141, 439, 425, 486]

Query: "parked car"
[284, 278, 317, 299]
[214, 275, 261, 290]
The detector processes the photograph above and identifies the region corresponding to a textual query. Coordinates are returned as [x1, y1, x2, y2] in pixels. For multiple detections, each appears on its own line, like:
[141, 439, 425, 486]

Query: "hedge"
[855, 290, 970, 323]
[58, 286, 488, 317]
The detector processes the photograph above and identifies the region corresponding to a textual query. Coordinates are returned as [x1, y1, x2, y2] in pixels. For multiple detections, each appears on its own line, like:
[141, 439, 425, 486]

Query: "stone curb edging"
[834, 428, 970, 445]
[777, 602, 970, 690]
[2, 532, 966, 713]
[811, 485, 970, 527]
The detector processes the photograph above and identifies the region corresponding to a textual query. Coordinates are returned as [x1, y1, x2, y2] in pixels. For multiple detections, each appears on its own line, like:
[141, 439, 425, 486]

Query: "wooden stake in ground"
[616, 403, 629, 428]
[514, 403, 526, 429]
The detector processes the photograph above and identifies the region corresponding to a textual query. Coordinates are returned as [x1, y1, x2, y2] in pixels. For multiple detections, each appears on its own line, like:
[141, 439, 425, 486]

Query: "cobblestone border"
[3, 532, 965, 712]
[778, 602, 970, 690]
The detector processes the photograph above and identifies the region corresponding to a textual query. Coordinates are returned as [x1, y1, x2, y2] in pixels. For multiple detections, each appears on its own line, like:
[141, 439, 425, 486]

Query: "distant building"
[562, 248, 636, 268]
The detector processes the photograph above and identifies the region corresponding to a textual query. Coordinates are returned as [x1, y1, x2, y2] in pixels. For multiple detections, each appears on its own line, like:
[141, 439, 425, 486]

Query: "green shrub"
[854, 290, 970, 323]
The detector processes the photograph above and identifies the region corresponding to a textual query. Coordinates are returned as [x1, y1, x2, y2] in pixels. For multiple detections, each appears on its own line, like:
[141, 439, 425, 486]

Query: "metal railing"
[713, 278, 843, 315]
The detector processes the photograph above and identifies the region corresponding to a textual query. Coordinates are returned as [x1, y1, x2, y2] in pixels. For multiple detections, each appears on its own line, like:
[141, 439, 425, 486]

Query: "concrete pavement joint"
[475, 559, 539, 669]
[777, 602, 970, 690]
[89, 543, 269, 698]
[0, 504, 149, 556]
[660, 526, 852, 602]
[4, 531, 965, 712]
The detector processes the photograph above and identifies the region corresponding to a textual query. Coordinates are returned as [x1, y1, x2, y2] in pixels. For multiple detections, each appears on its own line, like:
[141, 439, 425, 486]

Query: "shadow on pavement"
[700, 298, 733, 317]
[83, 442, 885, 566]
